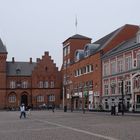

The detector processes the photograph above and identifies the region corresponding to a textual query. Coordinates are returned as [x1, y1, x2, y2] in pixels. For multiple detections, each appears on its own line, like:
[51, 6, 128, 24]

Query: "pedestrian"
[115, 104, 119, 115]
[52, 103, 55, 112]
[20, 104, 26, 119]
[27, 105, 31, 116]
[111, 103, 116, 115]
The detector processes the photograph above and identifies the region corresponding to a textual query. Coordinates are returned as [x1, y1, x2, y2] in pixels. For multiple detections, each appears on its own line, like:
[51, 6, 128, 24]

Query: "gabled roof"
[6, 62, 36, 76]
[92, 24, 139, 53]
[0, 38, 7, 53]
[94, 28, 120, 47]
[63, 34, 91, 44]
[102, 37, 140, 59]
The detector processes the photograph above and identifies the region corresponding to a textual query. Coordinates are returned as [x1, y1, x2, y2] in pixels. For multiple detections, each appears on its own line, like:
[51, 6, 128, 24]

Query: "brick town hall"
[1, 24, 140, 112]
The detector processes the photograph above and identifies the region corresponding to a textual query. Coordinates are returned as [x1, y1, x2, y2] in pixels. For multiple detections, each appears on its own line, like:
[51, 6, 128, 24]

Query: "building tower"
[0, 39, 7, 109]
[62, 34, 91, 109]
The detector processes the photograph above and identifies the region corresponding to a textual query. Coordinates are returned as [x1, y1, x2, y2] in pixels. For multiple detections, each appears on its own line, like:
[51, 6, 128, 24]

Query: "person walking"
[52, 103, 55, 112]
[115, 104, 119, 115]
[20, 104, 26, 119]
[27, 105, 31, 116]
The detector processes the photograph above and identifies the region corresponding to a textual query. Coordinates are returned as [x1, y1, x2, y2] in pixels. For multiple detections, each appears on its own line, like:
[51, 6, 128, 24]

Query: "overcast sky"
[0, 0, 140, 69]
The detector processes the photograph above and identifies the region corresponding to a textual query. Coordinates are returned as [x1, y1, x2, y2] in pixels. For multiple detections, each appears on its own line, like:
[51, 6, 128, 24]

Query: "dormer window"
[16, 68, 21, 75]
[76, 52, 80, 61]
[85, 46, 90, 57]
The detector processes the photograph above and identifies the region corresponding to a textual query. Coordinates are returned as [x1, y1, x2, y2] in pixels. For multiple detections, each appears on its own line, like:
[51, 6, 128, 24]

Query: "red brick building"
[61, 24, 139, 111]
[0, 39, 61, 109]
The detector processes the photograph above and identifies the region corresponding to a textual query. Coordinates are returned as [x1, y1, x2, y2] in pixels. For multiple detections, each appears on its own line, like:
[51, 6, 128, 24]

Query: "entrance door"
[21, 94, 28, 107]
[136, 95, 140, 111]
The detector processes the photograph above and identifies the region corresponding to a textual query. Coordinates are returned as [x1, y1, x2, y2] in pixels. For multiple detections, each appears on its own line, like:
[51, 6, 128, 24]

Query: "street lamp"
[83, 86, 88, 114]
[121, 80, 124, 116]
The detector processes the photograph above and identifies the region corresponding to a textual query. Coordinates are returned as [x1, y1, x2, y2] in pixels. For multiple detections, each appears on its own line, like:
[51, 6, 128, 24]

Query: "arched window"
[8, 94, 16, 103]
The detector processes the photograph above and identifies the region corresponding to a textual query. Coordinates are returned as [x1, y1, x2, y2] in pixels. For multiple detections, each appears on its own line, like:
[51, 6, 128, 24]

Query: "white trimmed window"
[125, 56, 132, 71]
[118, 81, 122, 94]
[110, 61, 116, 75]
[110, 80, 116, 94]
[44, 81, 49, 88]
[104, 81, 109, 95]
[8, 94, 16, 103]
[90, 65, 93, 72]
[67, 45, 70, 54]
[117, 58, 123, 73]
[50, 81, 55, 88]
[103, 63, 109, 76]
[22, 81, 28, 88]
[38, 81, 43, 88]
[85, 49, 90, 57]
[10, 81, 16, 89]
[48, 95, 55, 101]
[87, 65, 90, 73]
[63, 47, 67, 56]
[125, 80, 131, 94]
[37, 95, 44, 102]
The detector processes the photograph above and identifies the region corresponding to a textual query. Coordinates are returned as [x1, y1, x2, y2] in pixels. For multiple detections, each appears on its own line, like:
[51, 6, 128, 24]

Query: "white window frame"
[110, 61, 116, 75]
[10, 81, 16, 89]
[37, 95, 44, 102]
[38, 81, 43, 88]
[125, 79, 131, 94]
[117, 58, 123, 73]
[104, 81, 109, 95]
[125, 56, 132, 71]
[44, 81, 49, 88]
[103, 62, 109, 76]
[9, 94, 16, 103]
[22, 81, 28, 88]
[110, 80, 116, 95]
[48, 95, 55, 101]
[118, 81, 122, 94]
[50, 81, 55, 88]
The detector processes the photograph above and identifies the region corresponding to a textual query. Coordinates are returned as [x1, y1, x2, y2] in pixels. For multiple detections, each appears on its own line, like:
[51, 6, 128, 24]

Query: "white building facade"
[102, 29, 140, 112]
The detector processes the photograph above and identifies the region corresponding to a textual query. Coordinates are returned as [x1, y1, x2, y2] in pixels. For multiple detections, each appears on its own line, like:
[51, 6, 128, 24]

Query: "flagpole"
[75, 15, 78, 34]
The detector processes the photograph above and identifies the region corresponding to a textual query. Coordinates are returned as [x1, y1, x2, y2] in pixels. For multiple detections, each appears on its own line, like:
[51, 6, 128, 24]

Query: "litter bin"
[64, 106, 67, 112]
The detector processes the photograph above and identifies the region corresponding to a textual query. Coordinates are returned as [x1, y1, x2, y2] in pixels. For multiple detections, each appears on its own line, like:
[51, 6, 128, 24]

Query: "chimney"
[12, 57, 15, 63]
[29, 57, 32, 64]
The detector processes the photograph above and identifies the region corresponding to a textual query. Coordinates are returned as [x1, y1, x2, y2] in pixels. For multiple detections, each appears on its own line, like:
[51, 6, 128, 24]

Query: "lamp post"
[121, 80, 124, 116]
[83, 86, 88, 114]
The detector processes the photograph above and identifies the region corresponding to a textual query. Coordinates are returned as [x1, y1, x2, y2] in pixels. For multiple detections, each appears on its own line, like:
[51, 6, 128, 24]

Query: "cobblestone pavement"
[0, 110, 140, 140]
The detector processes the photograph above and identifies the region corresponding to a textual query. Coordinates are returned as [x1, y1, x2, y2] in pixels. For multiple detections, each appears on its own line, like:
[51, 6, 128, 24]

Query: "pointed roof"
[0, 38, 7, 53]
[63, 34, 91, 44]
